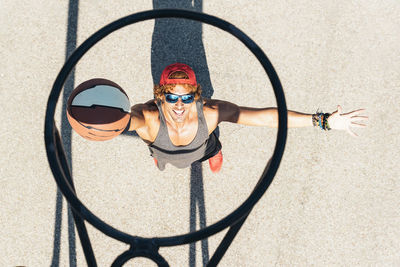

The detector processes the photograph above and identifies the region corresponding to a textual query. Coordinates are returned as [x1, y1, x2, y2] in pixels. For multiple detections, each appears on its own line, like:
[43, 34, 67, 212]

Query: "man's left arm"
[236, 107, 313, 128]
[210, 99, 313, 127]
[212, 100, 368, 136]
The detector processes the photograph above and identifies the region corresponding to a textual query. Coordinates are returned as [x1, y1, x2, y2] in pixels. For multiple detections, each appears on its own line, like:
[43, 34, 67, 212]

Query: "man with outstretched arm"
[128, 63, 368, 173]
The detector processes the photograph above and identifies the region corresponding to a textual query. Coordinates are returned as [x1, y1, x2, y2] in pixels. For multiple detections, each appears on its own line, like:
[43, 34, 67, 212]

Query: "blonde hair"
[154, 71, 202, 101]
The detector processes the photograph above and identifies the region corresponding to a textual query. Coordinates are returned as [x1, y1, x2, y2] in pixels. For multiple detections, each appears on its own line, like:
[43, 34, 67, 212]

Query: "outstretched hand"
[328, 105, 368, 137]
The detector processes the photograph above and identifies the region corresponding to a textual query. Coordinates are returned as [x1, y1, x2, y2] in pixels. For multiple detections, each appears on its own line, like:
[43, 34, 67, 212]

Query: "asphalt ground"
[1, 1, 399, 266]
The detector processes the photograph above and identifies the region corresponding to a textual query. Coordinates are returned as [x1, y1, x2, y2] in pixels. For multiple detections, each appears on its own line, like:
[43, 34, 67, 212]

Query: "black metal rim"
[44, 8, 287, 248]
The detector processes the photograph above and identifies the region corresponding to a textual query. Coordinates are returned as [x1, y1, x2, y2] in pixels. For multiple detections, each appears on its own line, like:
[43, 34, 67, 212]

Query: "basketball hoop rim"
[44, 8, 287, 248]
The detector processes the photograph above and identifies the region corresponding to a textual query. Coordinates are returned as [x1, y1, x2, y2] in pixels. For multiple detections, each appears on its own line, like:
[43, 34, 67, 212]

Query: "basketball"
[66, 78, 131, 141]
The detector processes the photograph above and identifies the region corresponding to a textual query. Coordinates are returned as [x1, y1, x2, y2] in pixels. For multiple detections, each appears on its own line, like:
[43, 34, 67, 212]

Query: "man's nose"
[175, 98, 184, 107]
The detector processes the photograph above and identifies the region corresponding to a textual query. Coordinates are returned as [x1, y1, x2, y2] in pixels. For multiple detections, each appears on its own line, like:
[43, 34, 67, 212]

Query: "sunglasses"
[164, 93, 195, 104]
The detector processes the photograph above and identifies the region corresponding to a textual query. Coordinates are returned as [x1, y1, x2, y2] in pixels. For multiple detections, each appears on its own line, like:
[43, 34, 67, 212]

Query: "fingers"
[351, 115, 369, 120]
[351, 122, 367, 128]
[344, 108, 367, 116]
[350, 116, 369, 126]
[332, 106, 367, 137]
[337, 105, 342, 114]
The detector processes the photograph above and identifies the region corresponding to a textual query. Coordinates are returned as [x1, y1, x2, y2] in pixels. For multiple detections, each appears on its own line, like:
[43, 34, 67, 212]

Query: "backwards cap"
[159, 63, 197, 86]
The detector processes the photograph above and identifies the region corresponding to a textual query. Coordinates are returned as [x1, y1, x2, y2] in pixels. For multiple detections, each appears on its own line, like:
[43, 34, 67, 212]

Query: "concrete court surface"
[1, 0, 399, 266]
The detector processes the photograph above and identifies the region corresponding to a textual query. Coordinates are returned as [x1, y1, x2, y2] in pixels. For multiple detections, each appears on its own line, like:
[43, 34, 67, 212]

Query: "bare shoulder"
[133, 99, 158, 110]
[202, 98, 220, 117]
[203, 98, 239, 108]
[203, 98, 240, 124]
[202, 98, 241, 132]
[132, 99, 158, 117]
[203, 98, 224, 108]
[129, 99, 159, 132]
[203, 98, 235, 112]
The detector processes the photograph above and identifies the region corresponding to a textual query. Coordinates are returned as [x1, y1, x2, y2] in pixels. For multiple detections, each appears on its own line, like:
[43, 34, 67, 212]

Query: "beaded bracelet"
[323, 113, 331, 130]
[312, 112, 331, 131]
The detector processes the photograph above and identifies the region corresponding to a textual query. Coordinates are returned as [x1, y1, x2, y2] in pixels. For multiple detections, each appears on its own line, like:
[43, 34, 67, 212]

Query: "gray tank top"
[148, 98, 209, 170]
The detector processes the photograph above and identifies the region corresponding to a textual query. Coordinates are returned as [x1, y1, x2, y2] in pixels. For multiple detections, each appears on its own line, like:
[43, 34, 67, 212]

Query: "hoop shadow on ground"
[51, 0, 78, 266]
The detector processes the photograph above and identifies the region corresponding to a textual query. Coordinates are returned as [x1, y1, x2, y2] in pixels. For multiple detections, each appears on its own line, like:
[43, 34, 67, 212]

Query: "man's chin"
[174, 116, 185, 123]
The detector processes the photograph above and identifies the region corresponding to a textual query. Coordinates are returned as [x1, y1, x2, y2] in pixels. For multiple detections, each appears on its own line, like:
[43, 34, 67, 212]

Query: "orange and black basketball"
[66, 78, 131, 141]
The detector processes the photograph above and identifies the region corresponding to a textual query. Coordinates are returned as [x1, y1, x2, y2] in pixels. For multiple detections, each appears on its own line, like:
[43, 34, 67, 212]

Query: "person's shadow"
[151, 1, 215, 266]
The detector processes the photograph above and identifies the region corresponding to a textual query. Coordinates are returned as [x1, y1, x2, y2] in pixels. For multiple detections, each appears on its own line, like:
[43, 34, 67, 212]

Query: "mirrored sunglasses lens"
[182, 95, 194, 103]
[165, 94, 178, 103]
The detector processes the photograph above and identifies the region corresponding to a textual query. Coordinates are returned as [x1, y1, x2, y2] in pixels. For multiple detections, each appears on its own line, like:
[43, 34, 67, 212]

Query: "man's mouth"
[173, 109, 185, 116]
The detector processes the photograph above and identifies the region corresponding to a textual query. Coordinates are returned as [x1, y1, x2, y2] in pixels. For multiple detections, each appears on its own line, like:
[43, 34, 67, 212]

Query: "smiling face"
[162, 84, 196, 124]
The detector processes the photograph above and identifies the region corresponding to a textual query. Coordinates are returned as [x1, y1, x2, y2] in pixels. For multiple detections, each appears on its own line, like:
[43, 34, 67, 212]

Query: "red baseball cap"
[159, 63, 197, 86]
